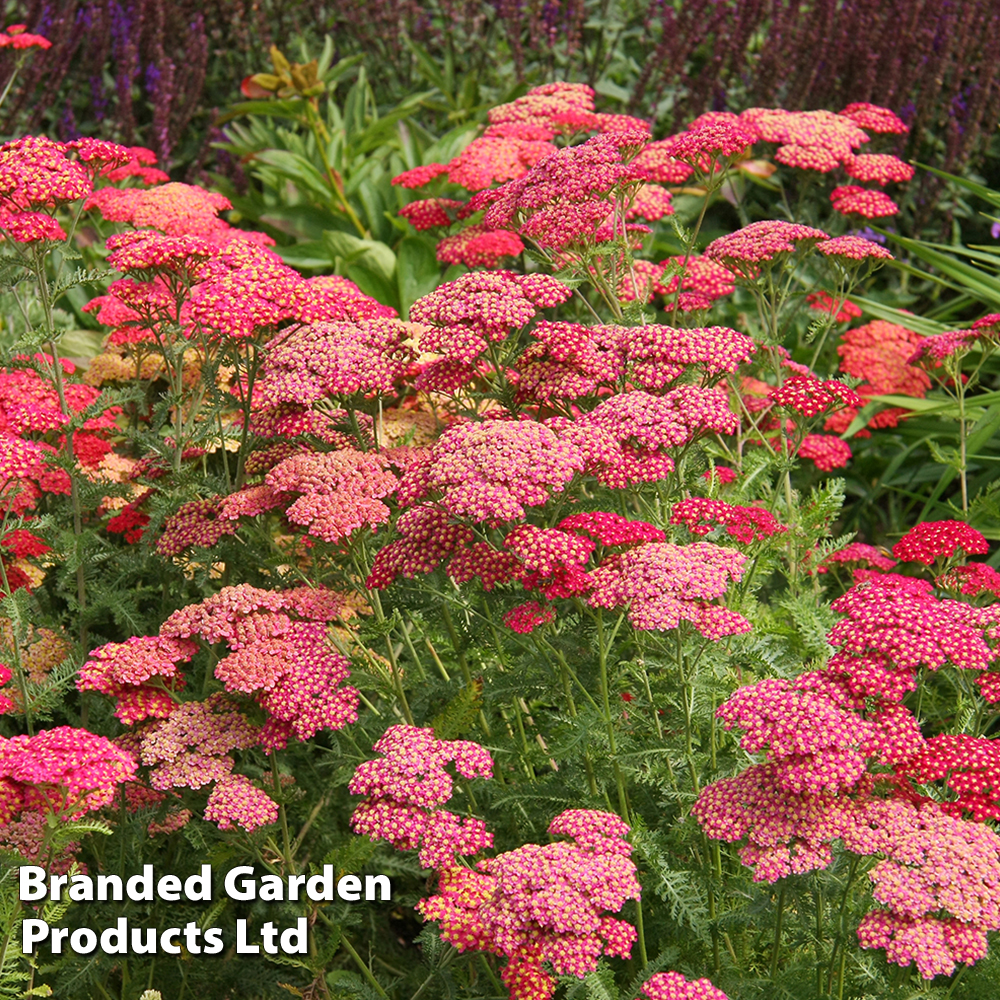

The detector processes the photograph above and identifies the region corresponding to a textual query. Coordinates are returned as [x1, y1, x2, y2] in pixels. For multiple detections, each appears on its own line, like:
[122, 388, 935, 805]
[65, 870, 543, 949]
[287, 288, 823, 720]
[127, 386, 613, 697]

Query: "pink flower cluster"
[705, 220, 829, 278]
[418, 809, 641, 1000]
[897, 734, 1000, 822]
[431, 223, 524, 270]
[410, 270, 569, 389]
[161, 585, 360, 750]
[670, 498, 786, 544]
[514, 321, 754, 404]
[398, 420, 585, 522]
[769, 375, 862, 418]
[825, 575, 997, 702]
[0, 727, 136, 821]
[78, 635, 195, 724]
[636, 972, 729, 1000]
[857, 804, 1000, 978]
[588, 541, 749, 638]
[481, 130, 649, 251]
[350, 724, 493, 868]
[366, 503, 521, 591]
[220, 448, 398, 545]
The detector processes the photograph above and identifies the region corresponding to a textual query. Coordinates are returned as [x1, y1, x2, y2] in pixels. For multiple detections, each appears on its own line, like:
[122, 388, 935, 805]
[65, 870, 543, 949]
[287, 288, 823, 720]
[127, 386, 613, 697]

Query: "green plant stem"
[334, 927, 388, 999]
[0, 521, 32, 735]
[826, 856, 860, 994]
[305, 102, 369, 238]
[770, 884, 786, 979]
[32, 249, 87, 632]
[233, 339, 263, 490]
[362, 584, 414, 724]
[671, 183, 714, 324]
[271, 754, 294, 873]
[595, 608, 629, 818]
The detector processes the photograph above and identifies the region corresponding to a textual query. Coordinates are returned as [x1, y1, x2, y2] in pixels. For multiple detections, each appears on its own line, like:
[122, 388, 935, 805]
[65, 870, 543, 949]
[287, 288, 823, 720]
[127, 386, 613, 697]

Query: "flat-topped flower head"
[845, 154, 915, 186]
[419, 807, 640, 1000]
[671, 498, 786, 544]
[819, 542, 896, 573]
[806, 292, 863, 322]
[892, 520, 988, 565]
[481, 131, 647, 248]
[909, 329, 978, 363]
[488, 83, 596, 131]
[637, 971, 729, 1000]
[436, 225, 525, 268]
[770, 375, 863, 417]
[839, 103, 909, 134]
[253, 318, 416, 409]
[391, 163, 450, 188]
[405, 420, 585, 522]
[830, 185, 899, 218]
[0, 727, 137, 819]
[350, 725, 494, 868]
[899, 734, 1000, 822]
[0, 25, 51, 49]
[817, 235, 894, 261]
[620, 323, 754, 389]
[399, 197, 463, 230]
[203, 774, 278, 832]
[667, 120, 755, 165]
[705, 220, 828, 277]
[0, 136, 90, 209]
[774, 143, 841, 172]
[78, 635, 195, 724]
[937, 562, 1000, 598]
[589, 541, 749, 638]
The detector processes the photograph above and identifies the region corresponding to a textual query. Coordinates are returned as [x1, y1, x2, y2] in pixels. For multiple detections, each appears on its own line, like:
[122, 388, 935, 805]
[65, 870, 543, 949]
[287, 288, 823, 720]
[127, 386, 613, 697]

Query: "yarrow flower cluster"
[588, 541, 749, 638]
[0, 727, 136, 821]
[418, 809, 641, 1000]
[670, 498, 786, 544]
[78, 635, 195, 724]
[891, 520, 988, 565]
[349, 724, 494, 868]
[636, 972, 729, 1000]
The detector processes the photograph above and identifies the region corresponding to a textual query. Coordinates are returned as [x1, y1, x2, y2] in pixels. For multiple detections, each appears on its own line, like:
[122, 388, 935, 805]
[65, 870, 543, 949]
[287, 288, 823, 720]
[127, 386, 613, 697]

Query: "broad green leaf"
[397, 235, 443, 317]
[274, 241, 335, 270]
[323, 230, 396, 281]
[883, 232, 1000, 306]
[346, 261, 399, 312]
[214, 98, 311, 126]
[402, 35, 449, 98]
[252, 149, 331, 201]
[420, 122, 478, 166]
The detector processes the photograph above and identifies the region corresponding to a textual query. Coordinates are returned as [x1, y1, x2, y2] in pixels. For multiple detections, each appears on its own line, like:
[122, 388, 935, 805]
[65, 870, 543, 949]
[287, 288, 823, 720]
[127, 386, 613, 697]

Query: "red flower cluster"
[892, 520, 989, 565]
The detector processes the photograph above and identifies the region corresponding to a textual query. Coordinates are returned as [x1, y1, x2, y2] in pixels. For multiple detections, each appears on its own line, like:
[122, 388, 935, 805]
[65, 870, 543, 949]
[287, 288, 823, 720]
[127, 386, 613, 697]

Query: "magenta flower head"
[349, 725, 494, 868]
[892, 520, 988, 565]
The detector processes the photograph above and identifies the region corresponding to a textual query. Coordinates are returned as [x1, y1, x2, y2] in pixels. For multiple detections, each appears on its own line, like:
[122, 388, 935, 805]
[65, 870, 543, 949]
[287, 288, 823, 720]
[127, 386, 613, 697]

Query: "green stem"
[595, 609, 629, 819]
[770, 884, 786, 979]
[271, 754, 294, 873]
[337, 930, 388, 999]
[33, 249, 87, 634]
[305, 102, 368, 238]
